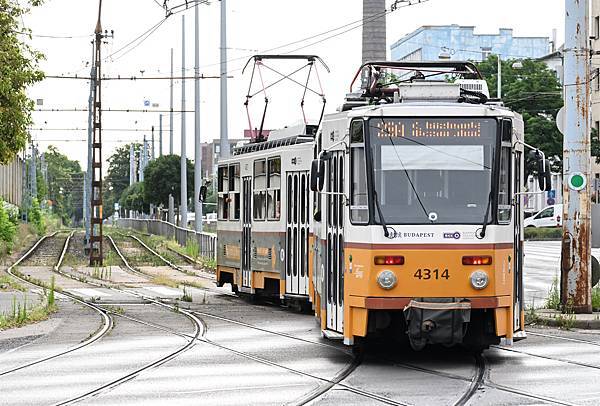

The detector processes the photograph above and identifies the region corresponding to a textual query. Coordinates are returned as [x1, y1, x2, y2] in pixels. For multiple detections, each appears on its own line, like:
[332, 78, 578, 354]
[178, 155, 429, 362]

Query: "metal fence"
[0, 157, 23, 206]
[116, 218, 217, 259]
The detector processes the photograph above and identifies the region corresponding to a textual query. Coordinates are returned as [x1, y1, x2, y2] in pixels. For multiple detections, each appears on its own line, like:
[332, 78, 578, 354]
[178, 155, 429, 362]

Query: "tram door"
[326, 151, 344, 332]
[513, 151, 523, 331]
[285, 171, 310, 295]
[241, 177, 252, 289]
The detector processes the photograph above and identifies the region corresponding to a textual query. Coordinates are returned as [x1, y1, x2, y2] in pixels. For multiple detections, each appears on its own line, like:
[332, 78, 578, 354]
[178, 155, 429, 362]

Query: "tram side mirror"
[310, 158, 325, 192]
[199, 185, 207, 202]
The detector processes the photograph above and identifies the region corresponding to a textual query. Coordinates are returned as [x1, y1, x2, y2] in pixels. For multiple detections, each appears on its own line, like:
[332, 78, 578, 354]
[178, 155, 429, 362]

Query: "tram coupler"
[403, 298, 471, 351]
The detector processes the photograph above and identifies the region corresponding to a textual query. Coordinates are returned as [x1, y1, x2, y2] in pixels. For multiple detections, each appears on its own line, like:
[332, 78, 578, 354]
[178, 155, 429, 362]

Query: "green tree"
[143, 155, 194, 208]
[0, 200, 17, 249]
[28, 197, 46, 235]
[476, 56, 563, 159]
[43, 146, 84, 225]
[119, 182, 148, 213]
[103, 143, 141, 218]
[0, 0, 45, 164]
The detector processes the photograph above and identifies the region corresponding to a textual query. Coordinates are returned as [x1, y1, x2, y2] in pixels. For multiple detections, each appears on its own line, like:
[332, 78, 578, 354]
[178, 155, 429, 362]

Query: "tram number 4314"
[413, 268, 450, 280]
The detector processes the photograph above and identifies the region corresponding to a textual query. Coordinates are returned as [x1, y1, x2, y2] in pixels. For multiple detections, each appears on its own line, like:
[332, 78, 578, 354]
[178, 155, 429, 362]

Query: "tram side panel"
[217, 143, 314, 301]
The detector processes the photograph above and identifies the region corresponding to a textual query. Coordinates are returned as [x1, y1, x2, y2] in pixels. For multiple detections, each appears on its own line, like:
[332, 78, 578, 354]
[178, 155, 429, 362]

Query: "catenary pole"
[194, 3, 203, 232]
[561, 0, 592, 313]
[180, 14, 188, 228]
[159, 114, 163, 157]
[170, 48, 174, 155]
[219, 0, 230, 159]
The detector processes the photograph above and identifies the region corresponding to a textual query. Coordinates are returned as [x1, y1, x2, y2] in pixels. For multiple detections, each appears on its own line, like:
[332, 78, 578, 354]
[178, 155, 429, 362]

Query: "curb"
[533, 310, 600, 329]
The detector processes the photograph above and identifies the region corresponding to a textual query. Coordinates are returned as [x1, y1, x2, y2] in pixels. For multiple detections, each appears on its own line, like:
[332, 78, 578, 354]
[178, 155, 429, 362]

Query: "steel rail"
[107, 230, 578, 405]
[40, 233, 206, 405]
[1, 232, 114, 376]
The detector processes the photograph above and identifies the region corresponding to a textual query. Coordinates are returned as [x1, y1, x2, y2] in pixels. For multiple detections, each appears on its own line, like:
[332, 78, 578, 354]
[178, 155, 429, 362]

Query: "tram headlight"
[469, 271, 489, 290]
[377, 270, 397, 290]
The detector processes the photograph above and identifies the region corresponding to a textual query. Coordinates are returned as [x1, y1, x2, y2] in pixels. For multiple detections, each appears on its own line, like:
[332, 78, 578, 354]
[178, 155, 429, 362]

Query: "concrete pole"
[561, 0, 592, 313]
[30, 143, 37, 201]
[180, 14, 188, 228]
[219, 0, 230, 159]
[129, 144, 135, 185]
[168, 194, 175, 224]
[497, 54, 502, 99]
[194, 3, 203, 232]
[159, 114, 163, 157]
[170, 48, 174, 155]
[361, 0, 386, 87]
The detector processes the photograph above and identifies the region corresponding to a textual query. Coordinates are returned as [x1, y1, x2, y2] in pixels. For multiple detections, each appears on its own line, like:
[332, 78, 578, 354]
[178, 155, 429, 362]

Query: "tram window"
[230, 164, 240, 221]
[254, 159, 267, 220]
[350, 120, 368, 224]
[498, 147, 512, 223]
[218, 166, 228, 193]
[267, 157, 281, 220]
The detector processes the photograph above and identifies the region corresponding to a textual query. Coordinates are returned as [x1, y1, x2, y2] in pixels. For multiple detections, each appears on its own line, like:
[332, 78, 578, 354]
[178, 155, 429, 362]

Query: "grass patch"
[181, 285, 193, 302]
[104, 305, 125, 315]
[524, 227, 562, 240]
[545, 276, 560, 310]
[151, 275, 180, 288]
[0, 274, 26, 292]
[0, 276, 58, 330]
[593, 287, 600, 312]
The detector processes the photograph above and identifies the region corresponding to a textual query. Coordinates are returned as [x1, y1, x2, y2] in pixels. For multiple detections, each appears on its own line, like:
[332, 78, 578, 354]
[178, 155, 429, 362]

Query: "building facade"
[391, 25, 550, 62]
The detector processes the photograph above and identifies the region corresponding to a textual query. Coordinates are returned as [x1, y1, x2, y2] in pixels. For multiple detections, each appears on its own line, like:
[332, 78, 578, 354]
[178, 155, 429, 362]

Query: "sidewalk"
[533, 308, 600, 329]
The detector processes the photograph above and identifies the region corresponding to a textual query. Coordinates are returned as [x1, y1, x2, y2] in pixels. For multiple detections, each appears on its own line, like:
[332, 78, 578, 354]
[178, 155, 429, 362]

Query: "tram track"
[10, 231, 583, 405]
[1, 232, 114, 377]
[3, 231, 205, 405]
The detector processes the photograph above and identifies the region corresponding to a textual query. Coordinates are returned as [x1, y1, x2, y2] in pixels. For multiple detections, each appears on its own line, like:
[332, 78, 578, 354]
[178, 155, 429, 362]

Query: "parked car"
[523, 204, 563, 228]
[204, 213, 217, 224]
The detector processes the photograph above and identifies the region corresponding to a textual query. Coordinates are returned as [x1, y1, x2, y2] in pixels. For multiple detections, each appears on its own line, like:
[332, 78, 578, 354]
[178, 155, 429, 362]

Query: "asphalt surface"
[0, 238, 598, 405]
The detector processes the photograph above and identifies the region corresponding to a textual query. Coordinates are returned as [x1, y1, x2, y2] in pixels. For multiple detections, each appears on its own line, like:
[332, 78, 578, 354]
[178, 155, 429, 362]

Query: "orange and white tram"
[216, 60, 551, 350]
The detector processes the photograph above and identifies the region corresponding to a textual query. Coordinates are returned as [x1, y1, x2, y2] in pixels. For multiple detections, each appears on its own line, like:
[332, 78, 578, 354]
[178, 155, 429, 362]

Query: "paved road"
[524, 240, 600, 307]
[1, 238, 599, 405]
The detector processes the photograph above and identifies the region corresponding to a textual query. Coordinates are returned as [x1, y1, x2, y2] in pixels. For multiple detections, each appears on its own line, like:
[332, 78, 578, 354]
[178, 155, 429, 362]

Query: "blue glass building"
[390, 25, 550, 62]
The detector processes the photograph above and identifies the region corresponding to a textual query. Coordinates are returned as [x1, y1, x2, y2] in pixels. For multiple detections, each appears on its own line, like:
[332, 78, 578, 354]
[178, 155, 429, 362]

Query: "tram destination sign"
[373, 118, 492, 139]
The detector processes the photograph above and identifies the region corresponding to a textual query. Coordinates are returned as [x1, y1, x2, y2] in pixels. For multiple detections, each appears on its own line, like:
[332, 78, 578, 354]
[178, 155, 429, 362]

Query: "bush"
[28, 198, 46, 236]
[524, 227, 562, 240]
[0, 200, 17, 250]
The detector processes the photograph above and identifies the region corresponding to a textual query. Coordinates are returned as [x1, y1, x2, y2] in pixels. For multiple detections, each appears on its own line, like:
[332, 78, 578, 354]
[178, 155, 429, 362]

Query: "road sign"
[547, 198, 555, 205]
[568, 172, 586, 191]
[548, 190, 556, 199]
[556, 106, 565, 134]
[144, 100, 150, 107]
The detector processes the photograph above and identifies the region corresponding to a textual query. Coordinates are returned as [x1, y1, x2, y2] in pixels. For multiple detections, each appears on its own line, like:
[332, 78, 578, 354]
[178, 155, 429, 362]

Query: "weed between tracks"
[0, 276, 57, 330]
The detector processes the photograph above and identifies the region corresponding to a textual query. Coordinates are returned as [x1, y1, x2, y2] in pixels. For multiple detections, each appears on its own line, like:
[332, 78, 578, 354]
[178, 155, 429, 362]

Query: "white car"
[523, 204, 563, 228]
[204, 213, 217, 224]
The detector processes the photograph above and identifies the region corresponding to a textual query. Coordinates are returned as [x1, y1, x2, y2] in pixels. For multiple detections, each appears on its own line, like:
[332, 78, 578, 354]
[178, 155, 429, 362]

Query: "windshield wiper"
[373, 189, 391, 238]
[478, 191, 493, 239]
[369, 146, 391, 238]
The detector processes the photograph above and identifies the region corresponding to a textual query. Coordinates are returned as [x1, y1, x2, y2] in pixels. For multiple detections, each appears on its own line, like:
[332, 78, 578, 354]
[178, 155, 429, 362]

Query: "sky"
[21, 0, 566, 173]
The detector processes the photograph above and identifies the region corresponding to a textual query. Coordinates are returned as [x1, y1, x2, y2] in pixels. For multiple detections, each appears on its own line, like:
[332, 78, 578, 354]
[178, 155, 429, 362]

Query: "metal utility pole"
[85, 54, 96, 249]
[89, 0, 107, 265]
[561, 0, 592, 313]
[219, 0, 230, 159]
[159, 114, 163, 157]
[129, 144, 135, 185]
[194, 4, 203, 232]
[29, 143, 37, 201]
[497, 54, 502, 99]
[151, 126, 155, 160]
[180, 14, 188, 228]
[170, 48, 174, 155]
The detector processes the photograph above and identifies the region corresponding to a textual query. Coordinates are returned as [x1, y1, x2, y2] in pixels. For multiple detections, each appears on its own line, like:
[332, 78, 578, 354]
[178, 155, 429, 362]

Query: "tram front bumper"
[403, 299, 471, 351]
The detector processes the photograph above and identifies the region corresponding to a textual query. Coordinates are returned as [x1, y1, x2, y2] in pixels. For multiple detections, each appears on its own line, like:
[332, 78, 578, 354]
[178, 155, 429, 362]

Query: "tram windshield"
[368, 117, 497, 225]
